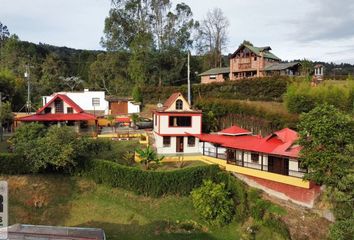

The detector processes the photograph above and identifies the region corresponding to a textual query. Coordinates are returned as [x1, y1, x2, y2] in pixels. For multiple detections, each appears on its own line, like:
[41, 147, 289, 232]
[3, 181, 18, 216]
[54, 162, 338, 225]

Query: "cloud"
[293, 0, 354, 42]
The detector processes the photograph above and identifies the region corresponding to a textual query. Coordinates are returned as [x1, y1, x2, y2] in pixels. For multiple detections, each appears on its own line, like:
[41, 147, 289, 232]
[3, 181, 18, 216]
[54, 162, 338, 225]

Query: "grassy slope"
[3, 175, 285, 240]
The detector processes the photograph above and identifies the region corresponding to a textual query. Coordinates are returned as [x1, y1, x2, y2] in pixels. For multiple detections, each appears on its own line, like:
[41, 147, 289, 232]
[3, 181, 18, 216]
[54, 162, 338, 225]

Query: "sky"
[1, 0, 354, 64]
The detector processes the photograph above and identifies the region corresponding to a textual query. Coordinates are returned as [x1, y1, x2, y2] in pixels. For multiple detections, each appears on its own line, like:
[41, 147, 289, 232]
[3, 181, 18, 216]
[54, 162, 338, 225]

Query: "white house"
[43, 89, 109, 116]
[43, 90, 140, 116]
[153, 92, 202, 155]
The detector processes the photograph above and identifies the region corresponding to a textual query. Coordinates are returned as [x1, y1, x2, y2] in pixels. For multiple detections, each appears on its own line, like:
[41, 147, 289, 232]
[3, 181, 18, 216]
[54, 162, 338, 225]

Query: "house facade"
[153, 93, 202, 154]
[199, 42, 301, 83]
[187, 126, 321, 207]
[43, 89, 109, 116]
[18, 94, 97, 132]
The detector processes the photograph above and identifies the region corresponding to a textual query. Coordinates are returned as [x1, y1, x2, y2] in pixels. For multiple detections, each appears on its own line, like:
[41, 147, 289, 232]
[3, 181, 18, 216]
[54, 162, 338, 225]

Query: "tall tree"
[196, 8, 229, 68]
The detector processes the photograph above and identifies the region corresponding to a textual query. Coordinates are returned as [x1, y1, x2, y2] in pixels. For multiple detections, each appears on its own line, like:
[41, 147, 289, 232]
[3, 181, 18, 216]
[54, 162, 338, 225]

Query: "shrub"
[141, 76, 291, 103]
[195, 98, 298, 132]
[83, 159, 220, 197]
[329, 218, 354, 240]
[191, 180, 235, 226]
[0, 153, 29, 174]
[284, 81, 354, 114]
[215, 172, 248, 221]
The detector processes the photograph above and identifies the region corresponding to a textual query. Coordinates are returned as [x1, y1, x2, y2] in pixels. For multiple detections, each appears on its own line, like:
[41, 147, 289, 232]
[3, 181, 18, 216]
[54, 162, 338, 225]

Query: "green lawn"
[3, 175, 286, 240]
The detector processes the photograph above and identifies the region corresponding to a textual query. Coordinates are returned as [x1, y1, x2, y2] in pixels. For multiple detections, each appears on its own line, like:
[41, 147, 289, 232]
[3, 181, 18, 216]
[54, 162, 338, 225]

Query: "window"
[209, 75, 216, 79]
[169, 116, 192, 127]
[163, 136, 171, 147]
[254, 57, 257, 61]
[92, 98, 100, 106]
[175, 99, 183, 110]
[54, 100, 63, 113]
[154, 114, 157, 126]
[188, 136, 195, 147]
[67, 107, 73, 114]
[251, 153, 259, 163]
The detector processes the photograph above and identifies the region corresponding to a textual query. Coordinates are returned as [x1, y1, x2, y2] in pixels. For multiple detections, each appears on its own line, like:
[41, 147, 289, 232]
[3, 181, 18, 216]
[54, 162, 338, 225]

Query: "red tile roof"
[19, 113, 96, 122]
[218, 125, 251, 135]
[191, 127, 301, 158]
[37, 94, 84, 114]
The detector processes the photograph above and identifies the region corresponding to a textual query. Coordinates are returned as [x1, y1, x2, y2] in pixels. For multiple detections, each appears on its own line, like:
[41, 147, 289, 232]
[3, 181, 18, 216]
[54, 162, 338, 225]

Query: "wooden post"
[261, 154, 264, 171]
[203, 142, 205, 155]
[242, 151, 244, 167]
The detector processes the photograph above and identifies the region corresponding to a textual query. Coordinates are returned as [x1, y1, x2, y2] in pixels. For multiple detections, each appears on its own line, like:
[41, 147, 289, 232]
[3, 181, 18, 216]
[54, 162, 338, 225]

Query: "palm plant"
[136, 145, 164, 170]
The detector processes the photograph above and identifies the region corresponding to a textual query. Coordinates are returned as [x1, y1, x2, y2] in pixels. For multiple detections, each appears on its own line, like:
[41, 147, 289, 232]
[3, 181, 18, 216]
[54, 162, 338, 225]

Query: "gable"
[162, 92, 192, 112]
[37, 94, 83, 114]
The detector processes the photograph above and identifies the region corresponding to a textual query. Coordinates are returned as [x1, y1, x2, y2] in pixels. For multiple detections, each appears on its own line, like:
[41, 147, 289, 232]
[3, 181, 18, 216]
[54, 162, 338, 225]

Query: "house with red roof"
[153, 92, 202, 154]
[191, 126, 321, 207]
[17, 94, 97, 132]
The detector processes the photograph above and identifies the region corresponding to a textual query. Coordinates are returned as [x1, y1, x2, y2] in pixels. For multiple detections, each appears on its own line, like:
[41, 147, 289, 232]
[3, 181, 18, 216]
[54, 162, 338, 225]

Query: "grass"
[2, 174, 287, 240]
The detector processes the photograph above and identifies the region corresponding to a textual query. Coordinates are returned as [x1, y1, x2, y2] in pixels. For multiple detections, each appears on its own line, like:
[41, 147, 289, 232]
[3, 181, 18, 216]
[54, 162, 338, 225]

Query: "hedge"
[142, 76, 291, 103]
[0, 153, 29, 174]
[84, 159, 221, 197]
[195, 98, 299, 132]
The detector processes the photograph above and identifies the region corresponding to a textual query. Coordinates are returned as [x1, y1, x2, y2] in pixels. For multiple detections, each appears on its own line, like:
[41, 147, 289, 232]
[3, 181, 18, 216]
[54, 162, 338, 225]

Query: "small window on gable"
[254, 56, 257, 61]
[209, 75, 216, 79]
[176, 99, 183, 110]
[67, 107, 73, 114]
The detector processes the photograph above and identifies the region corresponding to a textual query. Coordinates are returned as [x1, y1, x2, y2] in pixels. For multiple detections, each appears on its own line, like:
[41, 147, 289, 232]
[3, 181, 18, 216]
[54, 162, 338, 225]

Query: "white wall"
[128, 102, 140, 114]
[159, 115, 201, 135]
[154, 133, 200, 155]
[43, 90, 109, 115]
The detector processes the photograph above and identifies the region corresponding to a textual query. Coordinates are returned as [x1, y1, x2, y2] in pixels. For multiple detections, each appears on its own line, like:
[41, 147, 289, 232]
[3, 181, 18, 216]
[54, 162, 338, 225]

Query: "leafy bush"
[191, 180, 235, 226]
[195, 98, 298, 132]
[284, 81, 354, 114]
[329, 218, 354, 240]
[215, 172, 248, 221]
[0, 153, 29, 174]
[83, 159, 220, 197]
[11, 123, 88, 173]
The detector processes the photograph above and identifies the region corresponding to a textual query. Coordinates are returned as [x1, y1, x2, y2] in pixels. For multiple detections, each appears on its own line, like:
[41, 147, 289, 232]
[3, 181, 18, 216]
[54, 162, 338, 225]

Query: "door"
[268, 156, 289, 175]
[110, 101, 128, 115]
[176, 137, 184, 153]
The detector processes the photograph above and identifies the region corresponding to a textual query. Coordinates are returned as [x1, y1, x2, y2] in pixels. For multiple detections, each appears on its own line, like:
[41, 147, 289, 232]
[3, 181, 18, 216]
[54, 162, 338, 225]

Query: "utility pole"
[24, 64, 32, 114]
[187, 51, 191, 105]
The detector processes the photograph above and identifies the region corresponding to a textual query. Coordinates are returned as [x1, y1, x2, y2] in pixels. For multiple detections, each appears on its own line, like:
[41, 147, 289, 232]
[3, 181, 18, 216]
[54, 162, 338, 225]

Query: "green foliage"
[136, 146, 164, 170]
[11, 123, 84, 173]
[298, 104, 354, 239]
[195, 97, 298, 132]
[329, 218, 354, 240]
[132, 85, 143, 103]
[83, 159, 220, 197]
[191, 180, 234, 226]
[214, 171, 248, 221]
[285, 81, 354, 114]
[298, 104, 353, 185]
[0, 153, 29, 174]
[0, 101, 13, 129]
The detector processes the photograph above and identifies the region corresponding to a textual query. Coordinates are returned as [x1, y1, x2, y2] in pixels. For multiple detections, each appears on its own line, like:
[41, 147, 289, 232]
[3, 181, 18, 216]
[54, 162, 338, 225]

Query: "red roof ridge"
[218, 125, 252, 135]
[37, 94, 84, 114]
